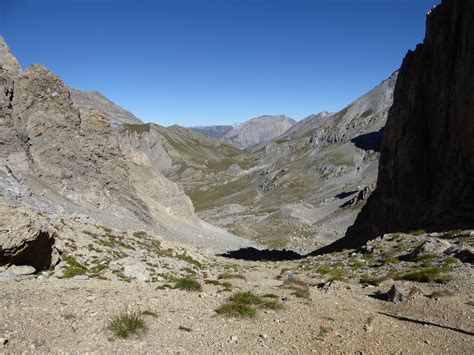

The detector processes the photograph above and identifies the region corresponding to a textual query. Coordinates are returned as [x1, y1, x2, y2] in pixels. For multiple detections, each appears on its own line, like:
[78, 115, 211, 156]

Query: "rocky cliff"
[333, 0, 474, 250]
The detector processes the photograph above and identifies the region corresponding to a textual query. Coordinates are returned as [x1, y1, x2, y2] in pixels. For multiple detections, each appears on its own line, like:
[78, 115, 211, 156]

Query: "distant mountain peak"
[70, 88, 143, 127]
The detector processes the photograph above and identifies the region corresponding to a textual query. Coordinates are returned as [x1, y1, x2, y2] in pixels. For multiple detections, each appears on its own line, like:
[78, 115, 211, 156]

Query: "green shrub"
[396, 267, 451, 283]
[229, 291, 262, 305]
[318, 326, 332, 338]
[108, 310, 147, 339]
[173, 277, 202, 292]
[216, 302, 256, 318]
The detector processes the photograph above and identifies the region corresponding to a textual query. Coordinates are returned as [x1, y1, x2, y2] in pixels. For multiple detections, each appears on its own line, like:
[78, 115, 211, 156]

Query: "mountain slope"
[117, 123, 254, 190]
[188, 74, 397, 251]
[221, 115, 296, 150]
[0, 36, 251, 253]
[189, 125, 233, 139]
[70, 88, 143, 127]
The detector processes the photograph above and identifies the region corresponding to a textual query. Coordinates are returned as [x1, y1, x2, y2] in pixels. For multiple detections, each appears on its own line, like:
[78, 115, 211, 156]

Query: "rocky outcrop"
[70, 88, 143, 127]
[332, 0, 474, 250]
[0, 201, 59, 270]
[221, 115, 296, 150]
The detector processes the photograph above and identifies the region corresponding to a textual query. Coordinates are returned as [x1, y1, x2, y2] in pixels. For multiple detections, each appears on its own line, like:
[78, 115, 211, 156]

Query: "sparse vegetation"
[60, 256, 88, 278]
[173, 277, 202, 292]
[316, 265, 348, 281]
[216, 291, 283, 318]
[216, 302, 256, 318]
[318, 326, 332, 338]
[141, 310, 159, 318]
[107, 310, 147, 339]
[218, 273, 246, 280]
[283, 279, 311, 299]
[428, 290, 454, 299]
[395, 266, 452, 283]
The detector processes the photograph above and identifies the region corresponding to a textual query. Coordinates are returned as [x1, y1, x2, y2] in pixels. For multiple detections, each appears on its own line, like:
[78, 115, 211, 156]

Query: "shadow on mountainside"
[220, 247, 303, 261]
[351, 128, 384, 152]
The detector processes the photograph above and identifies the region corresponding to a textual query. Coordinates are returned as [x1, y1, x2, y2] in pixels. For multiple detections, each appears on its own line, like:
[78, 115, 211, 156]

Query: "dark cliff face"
[320, 0, 474, 251]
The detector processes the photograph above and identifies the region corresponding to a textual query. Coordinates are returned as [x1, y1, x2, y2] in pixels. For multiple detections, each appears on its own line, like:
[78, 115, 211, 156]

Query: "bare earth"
[1, 257, 472, 354]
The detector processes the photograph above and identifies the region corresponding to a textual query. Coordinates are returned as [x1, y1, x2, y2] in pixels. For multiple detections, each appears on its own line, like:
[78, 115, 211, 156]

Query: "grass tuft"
[218, 273, 246, 280]
[173, 277, 202, 292]
[216, 302, 256, 318]
[107, 310, 147, 339]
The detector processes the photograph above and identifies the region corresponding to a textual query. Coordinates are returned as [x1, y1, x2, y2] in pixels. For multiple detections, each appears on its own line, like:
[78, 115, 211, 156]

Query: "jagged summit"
[0, 36, 21, 74]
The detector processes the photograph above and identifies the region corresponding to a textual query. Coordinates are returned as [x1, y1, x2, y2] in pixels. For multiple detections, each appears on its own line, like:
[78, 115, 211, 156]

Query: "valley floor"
[1, 255, 473, 354]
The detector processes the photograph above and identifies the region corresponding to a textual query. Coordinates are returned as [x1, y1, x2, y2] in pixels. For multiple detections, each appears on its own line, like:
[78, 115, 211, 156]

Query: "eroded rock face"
[0, 202, 59, 270]
[337, 0, 474, 249]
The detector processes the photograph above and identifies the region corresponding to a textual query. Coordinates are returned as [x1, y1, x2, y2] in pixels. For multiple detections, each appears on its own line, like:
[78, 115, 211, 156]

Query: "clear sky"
[1, 0, 439, 126]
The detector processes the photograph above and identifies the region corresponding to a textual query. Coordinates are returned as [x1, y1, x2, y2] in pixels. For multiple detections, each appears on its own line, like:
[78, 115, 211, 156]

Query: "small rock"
[444, 244, 474, 263]
[199, 292, 208, 299]
[73, 275, 89, 281]
[0, 270, 16, 281]
[386, 284, 408, 303]
[0, 337, 7, 346]
[363, 324, 373, 333]
[259, 334, 268, 340]
[7, 265, 36, 276]
[229, 335, 238, 343]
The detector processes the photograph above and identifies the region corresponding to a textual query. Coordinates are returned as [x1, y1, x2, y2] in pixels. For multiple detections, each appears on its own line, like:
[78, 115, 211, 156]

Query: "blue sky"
[1, 0, 439, 126]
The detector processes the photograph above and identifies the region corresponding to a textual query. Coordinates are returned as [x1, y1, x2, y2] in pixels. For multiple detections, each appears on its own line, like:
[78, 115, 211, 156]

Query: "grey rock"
[7, 265, 36, 276]
[386, 284, 407, 303]
[73, 275, 89, 281]
[444, 244, 474, 264]
[123, 260, 151, 282]
[0, 337, 7, 346]
[0, 270, 16, 281]
[408, 239, 452, 260]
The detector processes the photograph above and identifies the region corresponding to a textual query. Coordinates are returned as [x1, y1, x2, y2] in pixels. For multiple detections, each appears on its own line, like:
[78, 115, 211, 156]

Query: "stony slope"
[336, 0, 474, 250]
[70, 88, 143, 127]
[221, 115, 296, 150]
